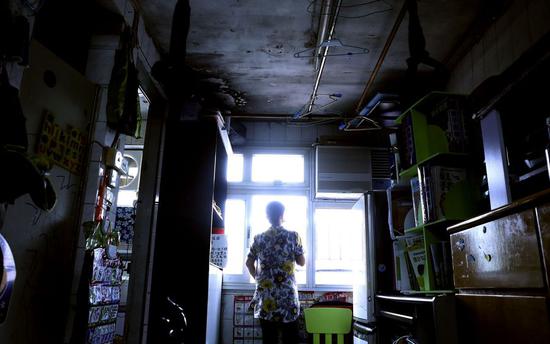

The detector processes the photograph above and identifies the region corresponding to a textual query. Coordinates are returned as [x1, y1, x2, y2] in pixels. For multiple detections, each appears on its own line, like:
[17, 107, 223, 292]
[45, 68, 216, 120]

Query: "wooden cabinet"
[147, 118, 227, 343]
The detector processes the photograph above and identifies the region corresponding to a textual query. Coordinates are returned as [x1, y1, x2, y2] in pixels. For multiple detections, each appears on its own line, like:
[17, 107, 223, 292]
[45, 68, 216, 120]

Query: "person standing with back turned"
[246, 201, 306, 344]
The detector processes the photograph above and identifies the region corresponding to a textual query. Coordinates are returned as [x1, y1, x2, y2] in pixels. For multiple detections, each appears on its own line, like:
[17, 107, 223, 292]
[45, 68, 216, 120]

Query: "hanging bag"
[106, 16, 142, 138]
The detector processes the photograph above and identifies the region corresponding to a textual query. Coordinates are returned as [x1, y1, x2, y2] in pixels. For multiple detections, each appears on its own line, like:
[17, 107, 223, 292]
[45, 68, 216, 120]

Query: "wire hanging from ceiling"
[307, 0, 393, 19]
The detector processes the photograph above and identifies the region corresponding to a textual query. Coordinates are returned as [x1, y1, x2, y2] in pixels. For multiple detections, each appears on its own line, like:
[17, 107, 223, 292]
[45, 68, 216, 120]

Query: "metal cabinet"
[450, 209, 544, 289]
[456, 294, 550, 344]
[535, 202, 550, 287]
[375, 294, 458, 344]
[448, 193, 550, 344]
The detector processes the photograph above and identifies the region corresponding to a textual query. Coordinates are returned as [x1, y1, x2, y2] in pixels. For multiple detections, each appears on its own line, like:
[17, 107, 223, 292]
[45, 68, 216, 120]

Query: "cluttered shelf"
[399, 152, 471, 179]
[395, 91, 466, 124]
[403, 218, 460, 235]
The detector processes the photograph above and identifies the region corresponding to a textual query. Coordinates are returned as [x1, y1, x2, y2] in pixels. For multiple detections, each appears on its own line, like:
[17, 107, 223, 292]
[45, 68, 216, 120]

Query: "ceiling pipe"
[314, 0, 334, 70]
[306, 0, 343, 114]
[354, 0, 407, 114]
[230, 114, 342, 121]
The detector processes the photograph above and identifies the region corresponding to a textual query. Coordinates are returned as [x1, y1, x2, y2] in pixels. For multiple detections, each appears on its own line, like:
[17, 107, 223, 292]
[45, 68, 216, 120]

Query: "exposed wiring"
[392, 334, 417, 344]
[307, 0, 393, 19]
[286, 117, 342, 128]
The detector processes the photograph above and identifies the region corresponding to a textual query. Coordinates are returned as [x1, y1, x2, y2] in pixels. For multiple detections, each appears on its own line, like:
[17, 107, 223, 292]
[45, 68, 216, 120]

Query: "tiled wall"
[446, 0, 550, 94]
[221, 290, 353, 344]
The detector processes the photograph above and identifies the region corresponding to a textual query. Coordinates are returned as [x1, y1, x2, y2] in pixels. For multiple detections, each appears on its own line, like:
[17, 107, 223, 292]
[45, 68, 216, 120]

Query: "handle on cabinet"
[379, 310, 415, 324]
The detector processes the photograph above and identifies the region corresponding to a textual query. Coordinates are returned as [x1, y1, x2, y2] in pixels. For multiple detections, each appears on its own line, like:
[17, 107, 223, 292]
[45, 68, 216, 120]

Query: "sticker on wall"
[233, 296, 262, 343]
[36, 110, 88, 175]
[210, 227, 228, 268]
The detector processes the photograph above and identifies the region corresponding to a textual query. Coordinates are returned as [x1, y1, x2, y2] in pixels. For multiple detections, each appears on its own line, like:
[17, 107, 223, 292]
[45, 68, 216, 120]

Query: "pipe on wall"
[354, 0, 407, 114]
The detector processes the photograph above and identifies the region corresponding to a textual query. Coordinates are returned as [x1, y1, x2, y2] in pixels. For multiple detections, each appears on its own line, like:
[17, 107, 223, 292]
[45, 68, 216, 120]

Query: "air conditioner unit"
[315, 145, 391, 199]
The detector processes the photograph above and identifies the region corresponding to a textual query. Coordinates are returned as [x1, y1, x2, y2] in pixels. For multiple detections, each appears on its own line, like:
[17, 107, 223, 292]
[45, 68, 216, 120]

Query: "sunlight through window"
[249, 195, 308, 284]
[251, 154, 304, 183]
[314, 208, 362, 285]
[227, 154, 244, 182]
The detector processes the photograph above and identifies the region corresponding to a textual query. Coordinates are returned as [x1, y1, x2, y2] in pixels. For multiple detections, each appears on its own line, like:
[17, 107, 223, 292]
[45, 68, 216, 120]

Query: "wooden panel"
[451, 209, 544, 289]
[456, 294, 550, 344]
[535, 202, 550, 290]
[148, 119, 219, 343]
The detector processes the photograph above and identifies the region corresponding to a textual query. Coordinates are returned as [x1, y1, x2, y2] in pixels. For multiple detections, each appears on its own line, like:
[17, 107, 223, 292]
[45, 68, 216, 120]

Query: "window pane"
[227, 154, 244, 182]
[251, 154, 304, 183]
[314, 208, 362, 285]
[224, 199, 246, 274]
[249, 195, 308, 284]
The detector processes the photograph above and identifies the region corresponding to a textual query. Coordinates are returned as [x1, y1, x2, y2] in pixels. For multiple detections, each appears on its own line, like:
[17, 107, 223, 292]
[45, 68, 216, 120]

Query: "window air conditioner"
[315, 145, 391, 199]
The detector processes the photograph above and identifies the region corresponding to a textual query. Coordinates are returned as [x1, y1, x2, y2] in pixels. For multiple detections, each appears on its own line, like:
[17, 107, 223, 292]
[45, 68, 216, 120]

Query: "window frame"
[223, 146, 356, 291]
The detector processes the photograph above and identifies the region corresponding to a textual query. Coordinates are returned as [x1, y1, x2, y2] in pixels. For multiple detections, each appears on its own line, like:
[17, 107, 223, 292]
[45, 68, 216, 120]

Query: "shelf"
[404, 218, 452, 234]
[400, 289, 454, 295]
[212, 202, 223, 222]
[518, 165, 548, 182]
[396, 92, 465, 124]
[399, 152, 471, 179]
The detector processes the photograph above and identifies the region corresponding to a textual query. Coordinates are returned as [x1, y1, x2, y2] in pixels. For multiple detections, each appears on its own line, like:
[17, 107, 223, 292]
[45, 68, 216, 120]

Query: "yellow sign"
[36, 110, 87, 175]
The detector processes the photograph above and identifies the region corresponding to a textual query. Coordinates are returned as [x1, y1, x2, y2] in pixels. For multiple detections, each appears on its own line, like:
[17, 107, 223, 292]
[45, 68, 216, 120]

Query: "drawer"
[451, 209, 544, 289]
[456, 294, 550, 344]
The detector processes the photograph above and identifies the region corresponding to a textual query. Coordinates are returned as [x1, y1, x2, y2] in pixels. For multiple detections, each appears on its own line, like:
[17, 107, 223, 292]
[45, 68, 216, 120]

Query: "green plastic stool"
[304, 307, 352, 344]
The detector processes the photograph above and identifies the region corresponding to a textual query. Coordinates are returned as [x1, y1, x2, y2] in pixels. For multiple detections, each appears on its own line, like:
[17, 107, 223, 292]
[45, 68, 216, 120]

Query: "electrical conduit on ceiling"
[306, 0, 343, 114]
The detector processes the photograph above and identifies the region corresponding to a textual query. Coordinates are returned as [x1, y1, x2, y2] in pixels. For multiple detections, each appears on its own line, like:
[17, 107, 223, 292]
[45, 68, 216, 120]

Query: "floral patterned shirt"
[248, 226, 304, 322]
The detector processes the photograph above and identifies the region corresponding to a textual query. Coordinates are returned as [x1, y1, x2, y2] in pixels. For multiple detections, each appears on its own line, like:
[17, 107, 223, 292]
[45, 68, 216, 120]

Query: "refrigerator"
[352, 192, 393, 343]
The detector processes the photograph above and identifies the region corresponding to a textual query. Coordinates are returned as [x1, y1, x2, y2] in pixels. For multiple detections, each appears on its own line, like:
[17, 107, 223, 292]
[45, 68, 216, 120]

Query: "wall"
[0, 41, 98, 343]
[236, 120, 340, 148]
[446, 0, 550, 94]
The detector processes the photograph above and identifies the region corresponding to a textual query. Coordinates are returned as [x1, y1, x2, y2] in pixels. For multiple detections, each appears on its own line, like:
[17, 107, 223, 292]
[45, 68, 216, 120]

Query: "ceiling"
[138, 0, 482, 118]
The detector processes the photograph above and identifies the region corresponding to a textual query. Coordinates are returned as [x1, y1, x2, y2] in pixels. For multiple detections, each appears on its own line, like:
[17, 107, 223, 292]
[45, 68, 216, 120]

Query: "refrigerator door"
[352, 194, 376, 322]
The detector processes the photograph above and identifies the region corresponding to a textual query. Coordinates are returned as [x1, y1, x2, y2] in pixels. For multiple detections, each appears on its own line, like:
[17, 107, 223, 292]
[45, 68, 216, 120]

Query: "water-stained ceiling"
[138, 0, 482, 117]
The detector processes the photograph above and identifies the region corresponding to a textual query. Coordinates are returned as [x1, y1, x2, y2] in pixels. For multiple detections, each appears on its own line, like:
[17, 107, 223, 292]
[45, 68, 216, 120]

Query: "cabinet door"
[456, 294, 550, 344]
[451, 209, 544, 289]
[535, 202, 550, 288]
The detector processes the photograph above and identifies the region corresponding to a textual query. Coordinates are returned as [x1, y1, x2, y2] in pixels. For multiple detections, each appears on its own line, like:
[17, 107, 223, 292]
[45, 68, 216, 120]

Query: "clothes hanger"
[294, 39, 369, 58]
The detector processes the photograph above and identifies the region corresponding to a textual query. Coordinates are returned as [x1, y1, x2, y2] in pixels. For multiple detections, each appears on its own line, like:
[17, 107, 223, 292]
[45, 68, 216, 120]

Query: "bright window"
[223, 148, 359, 289]
[224, 199, 246, 274]
[227, 153, 244, 182]
[251, 154, 304, 183]
[249, 195, 308, 284]
[314, 208, 363, 285]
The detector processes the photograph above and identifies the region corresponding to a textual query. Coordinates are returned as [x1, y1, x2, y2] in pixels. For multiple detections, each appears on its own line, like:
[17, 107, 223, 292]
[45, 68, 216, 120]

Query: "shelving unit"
[391, 92, 476, 293]
[396, 92, 470, 173]
[399, 152, 470, 179]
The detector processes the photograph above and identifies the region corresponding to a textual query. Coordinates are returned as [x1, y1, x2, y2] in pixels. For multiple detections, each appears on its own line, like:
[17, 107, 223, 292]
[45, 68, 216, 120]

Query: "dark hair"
[266, 201, 285, 225]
